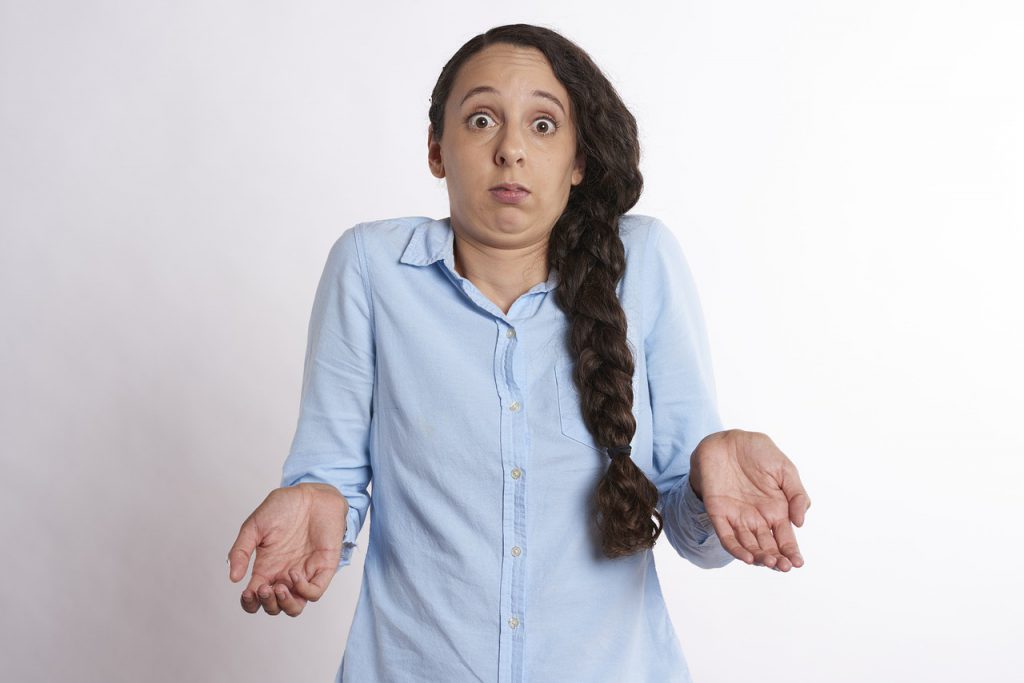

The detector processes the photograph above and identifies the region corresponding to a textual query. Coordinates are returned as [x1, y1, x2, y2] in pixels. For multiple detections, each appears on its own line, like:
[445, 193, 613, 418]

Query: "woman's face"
[428, 43, 585, 248]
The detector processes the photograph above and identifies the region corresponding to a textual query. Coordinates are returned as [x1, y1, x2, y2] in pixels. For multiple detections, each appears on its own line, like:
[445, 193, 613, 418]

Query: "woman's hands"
[688, 430, 811, 572]
[228, 482, 349, 616]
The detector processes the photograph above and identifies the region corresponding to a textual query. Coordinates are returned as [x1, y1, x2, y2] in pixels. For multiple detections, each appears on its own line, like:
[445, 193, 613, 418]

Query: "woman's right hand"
[228, 482, 349, 617]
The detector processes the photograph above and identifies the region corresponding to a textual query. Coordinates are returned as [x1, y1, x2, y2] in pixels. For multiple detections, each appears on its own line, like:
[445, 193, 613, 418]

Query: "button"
[509, 401, 521, 412]
[508, 616, 520, 629]
[511, 546, 521, 557]
[506, 328, 516, 338]
[511, 468, 522, 479]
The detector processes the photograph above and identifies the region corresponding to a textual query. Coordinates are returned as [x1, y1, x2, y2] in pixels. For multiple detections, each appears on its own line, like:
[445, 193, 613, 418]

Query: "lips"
[489, 184, 530, 204]
[490, 183, 529, 193]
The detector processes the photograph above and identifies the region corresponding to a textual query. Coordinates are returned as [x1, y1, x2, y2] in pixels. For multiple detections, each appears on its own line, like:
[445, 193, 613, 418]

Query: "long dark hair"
[428, 24, 656, 559]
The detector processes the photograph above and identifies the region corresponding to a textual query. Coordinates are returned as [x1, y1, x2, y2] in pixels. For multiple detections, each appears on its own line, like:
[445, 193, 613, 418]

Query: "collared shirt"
[280, 213, 735, 683]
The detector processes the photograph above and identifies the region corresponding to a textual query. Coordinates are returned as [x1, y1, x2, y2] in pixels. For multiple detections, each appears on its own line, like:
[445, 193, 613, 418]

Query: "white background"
[1, 1, 1020, 681]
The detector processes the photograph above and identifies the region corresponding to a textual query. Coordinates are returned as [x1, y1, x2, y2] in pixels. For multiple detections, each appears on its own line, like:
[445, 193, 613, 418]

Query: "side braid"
[550, 210, 663, 558]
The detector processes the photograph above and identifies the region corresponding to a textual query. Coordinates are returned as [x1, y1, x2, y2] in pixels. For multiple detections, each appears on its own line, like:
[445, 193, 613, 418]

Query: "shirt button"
[511, 546, 522, 557]
[506, 328, 516, 338]
[509, 401, 521, 412]
[511, 468, 522, 479]
[508, 616, 520, 629]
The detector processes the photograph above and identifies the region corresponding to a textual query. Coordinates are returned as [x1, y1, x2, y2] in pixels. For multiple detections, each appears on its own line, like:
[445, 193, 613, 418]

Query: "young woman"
[228, 23, 811, 683]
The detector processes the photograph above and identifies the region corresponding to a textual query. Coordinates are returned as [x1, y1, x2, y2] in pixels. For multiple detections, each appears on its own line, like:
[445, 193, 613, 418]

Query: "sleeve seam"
[351, 223, 377, 339]
[641, 217, 666, 345]
[351, 222, 378, 518]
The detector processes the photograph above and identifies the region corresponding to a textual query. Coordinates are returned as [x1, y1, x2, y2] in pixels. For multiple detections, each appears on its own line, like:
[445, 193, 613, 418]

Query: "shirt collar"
[400, 217, 560, 293]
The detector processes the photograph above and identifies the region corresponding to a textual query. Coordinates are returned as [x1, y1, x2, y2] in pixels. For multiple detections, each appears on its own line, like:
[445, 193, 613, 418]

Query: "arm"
[642, 217, 735, 570]
[280, 224, 375, 571]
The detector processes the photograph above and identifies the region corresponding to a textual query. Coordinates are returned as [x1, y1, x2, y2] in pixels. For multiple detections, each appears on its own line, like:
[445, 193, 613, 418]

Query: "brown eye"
[467, 112, 495, 129]
[533, 116, 559, 135]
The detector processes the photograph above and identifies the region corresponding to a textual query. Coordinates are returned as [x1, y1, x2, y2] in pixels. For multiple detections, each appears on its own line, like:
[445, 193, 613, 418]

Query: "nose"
[494, 124, 526, 167]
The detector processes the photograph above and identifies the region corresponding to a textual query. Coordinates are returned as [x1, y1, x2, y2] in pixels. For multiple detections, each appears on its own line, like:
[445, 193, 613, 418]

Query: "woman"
[228, 24, 811, 682]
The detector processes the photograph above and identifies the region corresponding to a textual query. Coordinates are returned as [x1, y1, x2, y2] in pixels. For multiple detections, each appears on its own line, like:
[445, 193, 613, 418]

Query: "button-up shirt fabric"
[279, 213, 735, 683]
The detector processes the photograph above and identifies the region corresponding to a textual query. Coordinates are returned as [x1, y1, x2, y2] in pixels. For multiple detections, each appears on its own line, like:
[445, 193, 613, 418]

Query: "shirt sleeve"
[642, 217, 735, 570]
[279, 224, 375, 571]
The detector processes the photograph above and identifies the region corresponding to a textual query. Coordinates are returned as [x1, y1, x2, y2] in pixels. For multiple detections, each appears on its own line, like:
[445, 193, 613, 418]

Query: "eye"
[466, 112, 495, 130]
[532, 116, 560, 135]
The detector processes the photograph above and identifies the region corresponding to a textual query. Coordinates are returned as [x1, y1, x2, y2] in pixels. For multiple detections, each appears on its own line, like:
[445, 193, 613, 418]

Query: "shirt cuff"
[337, 504, 361, 570]
[682, 471, 716, 535]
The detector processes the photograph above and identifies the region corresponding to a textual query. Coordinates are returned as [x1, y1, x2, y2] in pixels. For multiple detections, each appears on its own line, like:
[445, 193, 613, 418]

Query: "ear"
[427, 124, 445, 179]
[571, 151, 585, 186]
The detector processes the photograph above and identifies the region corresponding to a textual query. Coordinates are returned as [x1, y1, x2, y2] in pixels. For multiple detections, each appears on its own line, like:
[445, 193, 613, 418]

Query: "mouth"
[490, 183, 530, 193]
[488, 184, 530, 204]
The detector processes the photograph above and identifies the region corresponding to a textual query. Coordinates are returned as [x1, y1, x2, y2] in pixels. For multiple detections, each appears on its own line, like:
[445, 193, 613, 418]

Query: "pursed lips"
[490, 183, 530, 193]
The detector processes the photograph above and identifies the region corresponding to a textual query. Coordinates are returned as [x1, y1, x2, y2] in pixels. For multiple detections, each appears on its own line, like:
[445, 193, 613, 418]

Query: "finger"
[754, 525, 783, 570]
[730, 523, 762, 565]
[771, 518, 805, 569]
[241, 572, 271, 614]
[713, 519, 754, 564]
[257, 582, 282, 615]
[228, 516, 260, 583]
[240, 587, 261, 613]
[272, 583, 306, 617]
[789, 492, 812, 527]
[735, 524, 768, 566]
[288, 567, 327, 602]
[780, 466, 812, 527]
[306, 565, 336, 599]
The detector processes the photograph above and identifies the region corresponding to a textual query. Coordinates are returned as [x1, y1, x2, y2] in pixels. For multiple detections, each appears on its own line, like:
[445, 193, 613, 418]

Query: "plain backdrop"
[1, 1, 1021, 681]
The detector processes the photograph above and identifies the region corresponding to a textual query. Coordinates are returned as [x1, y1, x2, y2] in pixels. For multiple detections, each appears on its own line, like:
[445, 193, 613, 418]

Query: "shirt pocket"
[553, 355, 645, 453]
[553, 356, 602, 452]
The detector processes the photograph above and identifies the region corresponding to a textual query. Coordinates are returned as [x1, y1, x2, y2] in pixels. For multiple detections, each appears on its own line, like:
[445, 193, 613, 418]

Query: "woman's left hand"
[688, 429, 811, 571]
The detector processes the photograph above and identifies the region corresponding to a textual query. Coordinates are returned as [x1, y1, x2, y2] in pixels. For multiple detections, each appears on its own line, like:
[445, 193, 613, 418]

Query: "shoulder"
[617, 213, 668, 251]
[616, 213, 678, 276]
[334, 215, 433, 248]
[324, 215, 434, 268]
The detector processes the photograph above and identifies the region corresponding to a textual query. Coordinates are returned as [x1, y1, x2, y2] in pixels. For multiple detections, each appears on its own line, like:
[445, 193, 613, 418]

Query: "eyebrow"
[458, 85, 566, 115]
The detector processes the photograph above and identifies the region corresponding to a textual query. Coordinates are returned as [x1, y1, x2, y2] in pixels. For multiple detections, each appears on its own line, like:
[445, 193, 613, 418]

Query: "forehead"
[452, 44, 568, 103]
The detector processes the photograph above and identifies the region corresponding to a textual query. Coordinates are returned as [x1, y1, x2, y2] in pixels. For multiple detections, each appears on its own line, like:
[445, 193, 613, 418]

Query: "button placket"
[497, 320, 527, 681]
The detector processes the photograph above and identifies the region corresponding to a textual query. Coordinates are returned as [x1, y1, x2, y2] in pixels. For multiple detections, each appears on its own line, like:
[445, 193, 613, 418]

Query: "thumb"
[228, 516, 260, 583]
[779, 467, 811, 527]
[789, 493, 811, 527]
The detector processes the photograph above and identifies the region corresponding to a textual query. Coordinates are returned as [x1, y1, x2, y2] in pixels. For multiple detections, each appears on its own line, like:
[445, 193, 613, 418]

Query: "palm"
[229, 483, 348, 615]
[701, 440, 791, 519]
[691, 430, 810, 571]
[251, 487, 346, 594]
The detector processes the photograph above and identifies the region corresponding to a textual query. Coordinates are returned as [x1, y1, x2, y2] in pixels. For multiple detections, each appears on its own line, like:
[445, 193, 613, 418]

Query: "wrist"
[690, 429, 732, 501]
[295, 482, 343, 497]
[687, 468, 703, 501]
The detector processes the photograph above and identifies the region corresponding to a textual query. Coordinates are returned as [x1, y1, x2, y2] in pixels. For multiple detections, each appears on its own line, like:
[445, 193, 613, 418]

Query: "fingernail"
[289, 569, 298, 583]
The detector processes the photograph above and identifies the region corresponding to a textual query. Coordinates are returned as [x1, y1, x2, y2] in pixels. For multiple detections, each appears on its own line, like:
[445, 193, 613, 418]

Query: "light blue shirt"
[280, 214, 735, 683]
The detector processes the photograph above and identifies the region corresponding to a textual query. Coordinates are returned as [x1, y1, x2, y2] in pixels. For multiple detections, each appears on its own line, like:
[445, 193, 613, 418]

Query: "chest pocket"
[554, 356, 600, 451]
[554, 355, 646, 453]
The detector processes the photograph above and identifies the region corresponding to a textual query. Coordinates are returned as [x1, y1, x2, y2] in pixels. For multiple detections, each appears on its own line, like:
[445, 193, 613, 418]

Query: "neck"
[451, 227, 550, 314]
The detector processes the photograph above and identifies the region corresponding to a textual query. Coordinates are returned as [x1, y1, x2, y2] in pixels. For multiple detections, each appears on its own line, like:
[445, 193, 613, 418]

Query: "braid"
[550, 208, 663, 558]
